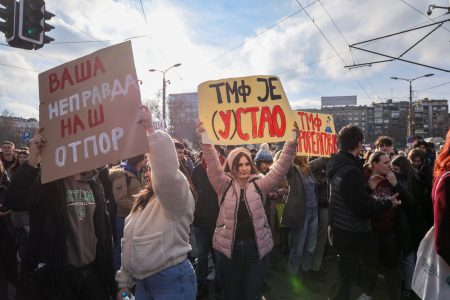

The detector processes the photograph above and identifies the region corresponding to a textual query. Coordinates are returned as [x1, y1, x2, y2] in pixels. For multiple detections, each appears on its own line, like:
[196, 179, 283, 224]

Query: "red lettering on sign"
[218, 110, 232, 139]
[48, 56, 107, 93]
[246, 107, 259, 138]
[60, 114, 86, 138]
[271, 105, 286, 137]
[298, 131, 337, 156]
[236, 108, 250, 141]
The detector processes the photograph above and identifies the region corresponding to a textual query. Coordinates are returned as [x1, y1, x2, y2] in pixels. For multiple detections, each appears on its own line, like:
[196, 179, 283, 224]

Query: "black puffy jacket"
[327, 151, 392, 246]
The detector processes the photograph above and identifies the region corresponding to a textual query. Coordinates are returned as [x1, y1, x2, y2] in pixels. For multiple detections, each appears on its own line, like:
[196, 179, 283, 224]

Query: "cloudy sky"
[1, 0, 449, 120]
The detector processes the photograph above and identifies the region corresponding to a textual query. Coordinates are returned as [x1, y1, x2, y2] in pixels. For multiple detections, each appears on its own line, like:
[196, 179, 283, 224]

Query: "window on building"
[391, 112, 400, 118]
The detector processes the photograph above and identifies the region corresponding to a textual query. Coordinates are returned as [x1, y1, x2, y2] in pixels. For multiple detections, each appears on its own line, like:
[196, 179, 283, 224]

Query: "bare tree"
[144, 91, 164, 130]
[0, 110, 22, 146]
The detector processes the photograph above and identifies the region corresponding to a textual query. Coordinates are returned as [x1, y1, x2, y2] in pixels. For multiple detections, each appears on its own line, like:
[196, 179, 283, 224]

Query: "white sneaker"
[356, 293, 373, 300]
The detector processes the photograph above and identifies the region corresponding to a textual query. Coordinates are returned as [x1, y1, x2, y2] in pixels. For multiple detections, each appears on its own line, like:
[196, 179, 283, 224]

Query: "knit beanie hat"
[254, 143, 273, 163]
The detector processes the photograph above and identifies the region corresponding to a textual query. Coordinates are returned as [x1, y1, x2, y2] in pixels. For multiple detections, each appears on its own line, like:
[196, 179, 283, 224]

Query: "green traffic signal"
[26, 25, 39, 36]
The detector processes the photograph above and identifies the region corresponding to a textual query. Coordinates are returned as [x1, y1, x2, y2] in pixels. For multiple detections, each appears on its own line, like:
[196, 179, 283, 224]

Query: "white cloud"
[1, 0, 449, 121]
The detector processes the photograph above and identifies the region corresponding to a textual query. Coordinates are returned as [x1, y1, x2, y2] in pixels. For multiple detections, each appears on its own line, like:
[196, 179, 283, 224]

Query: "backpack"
[219, 175, 263, 206]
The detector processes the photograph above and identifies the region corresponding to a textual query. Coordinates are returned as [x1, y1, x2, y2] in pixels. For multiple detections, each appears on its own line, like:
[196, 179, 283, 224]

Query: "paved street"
[199, 252, 391, 300]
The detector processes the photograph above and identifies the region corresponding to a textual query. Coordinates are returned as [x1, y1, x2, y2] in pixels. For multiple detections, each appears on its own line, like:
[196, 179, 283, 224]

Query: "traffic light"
[34, 9, 54, 49]
[19, 0, 54, 47]
[0, 0, 15, 40]
[1, 0, 54, 50]
[1, 0, 36, 49]
[19, 0, 44, 44]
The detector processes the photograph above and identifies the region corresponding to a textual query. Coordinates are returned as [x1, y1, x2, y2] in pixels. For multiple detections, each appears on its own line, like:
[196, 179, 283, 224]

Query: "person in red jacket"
[432, 129, 450, 267]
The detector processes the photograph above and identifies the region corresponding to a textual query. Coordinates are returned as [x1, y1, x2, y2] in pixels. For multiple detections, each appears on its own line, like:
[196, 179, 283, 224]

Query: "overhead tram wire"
[420, 81, 450, 92]
[274, 50, 351, 76]
[209, 0, 320, 64]
[138, 0, 182, 80]
[0, 43, 66, 63]
[55, 14, 109, 47]
[51, 35, 148, 44]
[317, 0, 379, 96]
[139, 0, 150, 37]
[400, 0, 450, 33]
[0, 62, 39, 72]
[294, 0, 373, 101]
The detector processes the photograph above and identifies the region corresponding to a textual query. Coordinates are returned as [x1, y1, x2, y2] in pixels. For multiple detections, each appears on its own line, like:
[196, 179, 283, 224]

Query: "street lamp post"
[390, 73, 434, 138]
[149, 63, 182, 130]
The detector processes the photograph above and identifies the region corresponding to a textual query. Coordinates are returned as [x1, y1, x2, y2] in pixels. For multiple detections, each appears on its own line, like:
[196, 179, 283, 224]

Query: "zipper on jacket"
[230, 183, 238, 258]
[243, 181, 262, 260]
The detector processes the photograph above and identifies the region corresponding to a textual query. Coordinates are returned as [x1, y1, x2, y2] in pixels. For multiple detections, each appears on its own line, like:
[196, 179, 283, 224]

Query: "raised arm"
[257, 140, 297, 194]
[140, 108, 194, 219]
[201, 143, 230, 196]
[197, 121, 230, 196]
[257, 122, 299, 194]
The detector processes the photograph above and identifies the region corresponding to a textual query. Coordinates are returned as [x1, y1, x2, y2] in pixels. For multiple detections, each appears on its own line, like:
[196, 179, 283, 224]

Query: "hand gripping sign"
[38, 41, 149, 183]
[294, 110, 337, 157]
[198, 75, 296, 145]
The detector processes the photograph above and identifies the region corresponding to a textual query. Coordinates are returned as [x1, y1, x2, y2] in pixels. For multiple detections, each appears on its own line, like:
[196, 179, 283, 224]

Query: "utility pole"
[149, 63, 181, 130]
[390, 73, 434, 138]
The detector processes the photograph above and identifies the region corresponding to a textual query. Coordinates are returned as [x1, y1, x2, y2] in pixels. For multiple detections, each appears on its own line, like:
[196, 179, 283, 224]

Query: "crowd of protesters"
[0, 108, 449, 300]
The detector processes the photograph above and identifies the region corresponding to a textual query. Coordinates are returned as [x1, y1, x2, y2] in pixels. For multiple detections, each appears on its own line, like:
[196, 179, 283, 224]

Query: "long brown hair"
[434, 129, 450, 177]
[294, 156, 310, 176]
[391, 155, 419, 192]
[131, 185, 154, 213]
[131, 172, 197, 213]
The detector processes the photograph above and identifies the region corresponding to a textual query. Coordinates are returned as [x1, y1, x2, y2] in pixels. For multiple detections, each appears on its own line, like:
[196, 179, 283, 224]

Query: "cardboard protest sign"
[198, 75, 295, 145]
[294, 110, 337, 157]
[38, 41, 149, 183]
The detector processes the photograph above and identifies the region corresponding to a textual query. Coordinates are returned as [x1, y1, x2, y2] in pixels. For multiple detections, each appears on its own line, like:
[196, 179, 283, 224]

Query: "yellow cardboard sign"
[198, 75, 295, 145]
[294, 110, 337, 157]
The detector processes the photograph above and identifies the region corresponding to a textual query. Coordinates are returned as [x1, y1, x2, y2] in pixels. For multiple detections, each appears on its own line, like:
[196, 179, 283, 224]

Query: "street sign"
[22, 131, 31, 141]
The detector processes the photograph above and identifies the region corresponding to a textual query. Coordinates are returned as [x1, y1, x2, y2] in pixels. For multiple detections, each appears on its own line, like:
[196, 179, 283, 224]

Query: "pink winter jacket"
[202, 140, 297, 259]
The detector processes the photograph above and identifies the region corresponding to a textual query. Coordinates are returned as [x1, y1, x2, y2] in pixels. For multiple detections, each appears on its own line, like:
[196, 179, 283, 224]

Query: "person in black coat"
[327, 125, 399, 300]
[191, 150, 223, 297]
[0, 160, 18, 299]
[5, 129, 115, 300]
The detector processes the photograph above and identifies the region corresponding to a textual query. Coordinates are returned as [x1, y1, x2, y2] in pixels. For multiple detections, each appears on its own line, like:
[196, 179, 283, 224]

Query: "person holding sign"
[197, 120, 299, 300]
[116, 107, 196, 300]
[4, 128, 115, 300]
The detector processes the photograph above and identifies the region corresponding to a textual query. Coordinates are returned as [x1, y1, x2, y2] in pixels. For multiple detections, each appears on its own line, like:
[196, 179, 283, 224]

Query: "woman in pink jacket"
[197, 121, 299, 300]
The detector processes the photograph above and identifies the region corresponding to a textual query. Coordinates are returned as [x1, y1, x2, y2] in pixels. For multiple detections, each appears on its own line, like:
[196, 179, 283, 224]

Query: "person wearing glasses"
[116, 107, 196, 300]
